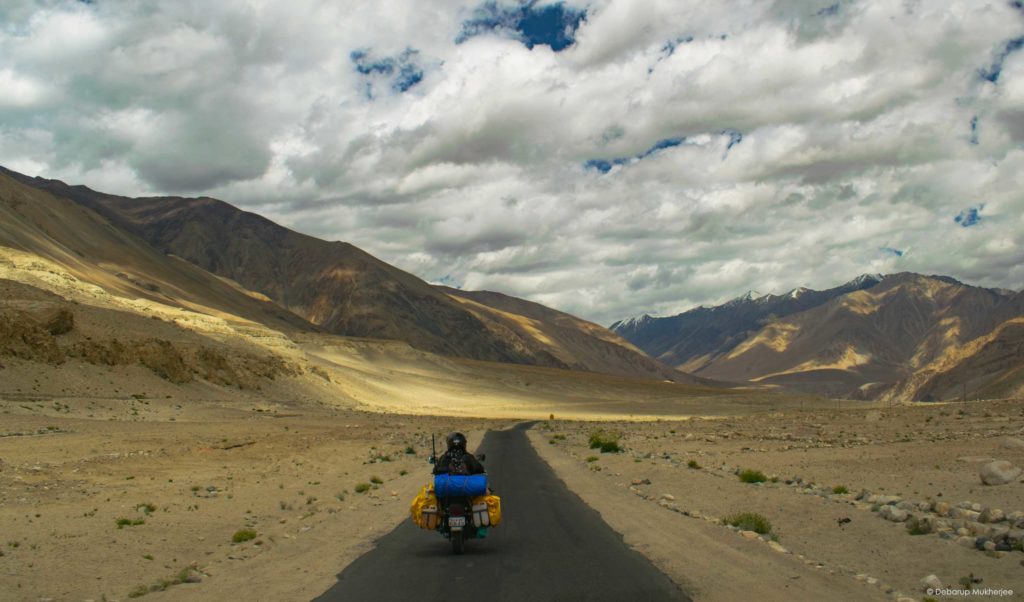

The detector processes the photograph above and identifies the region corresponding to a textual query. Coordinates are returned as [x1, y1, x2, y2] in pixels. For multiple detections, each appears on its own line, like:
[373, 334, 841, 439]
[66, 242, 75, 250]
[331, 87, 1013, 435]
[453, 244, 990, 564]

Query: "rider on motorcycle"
[433, 432, 485, 476]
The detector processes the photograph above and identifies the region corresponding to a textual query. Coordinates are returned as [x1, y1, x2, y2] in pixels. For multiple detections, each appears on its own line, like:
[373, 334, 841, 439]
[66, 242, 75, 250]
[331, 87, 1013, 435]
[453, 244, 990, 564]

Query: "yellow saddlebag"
[409, 484, 440, 530]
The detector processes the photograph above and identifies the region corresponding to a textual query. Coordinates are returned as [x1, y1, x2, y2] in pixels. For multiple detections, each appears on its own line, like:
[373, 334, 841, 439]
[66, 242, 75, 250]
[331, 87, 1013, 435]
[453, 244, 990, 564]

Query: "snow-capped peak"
[611, 313, 653, 331]
[848, 273, 884, 288]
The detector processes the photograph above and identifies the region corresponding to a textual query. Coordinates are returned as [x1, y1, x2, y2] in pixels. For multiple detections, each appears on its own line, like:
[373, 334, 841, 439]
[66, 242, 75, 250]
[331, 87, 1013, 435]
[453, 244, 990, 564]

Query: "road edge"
[525, 426, 886, 602]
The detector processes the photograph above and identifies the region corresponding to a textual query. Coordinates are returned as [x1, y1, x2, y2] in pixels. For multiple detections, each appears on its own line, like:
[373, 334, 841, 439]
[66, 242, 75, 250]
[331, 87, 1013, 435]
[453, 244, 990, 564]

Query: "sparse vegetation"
[738, 469, 767, 484]
[585, 455, 599, 462]
[724, 512, 773, 535]
[127, 564, 200, 598]
[404, 445, 416, 454]
[832, 485, 849, 495]
[116, 518, 145, 529]
[687, 460, 701, 470]
[232, 529, 258, 543]
[588, 430, 623, 453]
[354, 483, 371, 493]
[906, 517, 931, 536]
[137, 503, 156, 515]
[370, 475, 383, 484]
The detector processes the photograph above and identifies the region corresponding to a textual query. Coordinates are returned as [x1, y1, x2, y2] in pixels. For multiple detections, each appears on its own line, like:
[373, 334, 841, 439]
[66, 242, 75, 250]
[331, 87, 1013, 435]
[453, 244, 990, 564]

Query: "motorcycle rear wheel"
[451, 532, 464, 555]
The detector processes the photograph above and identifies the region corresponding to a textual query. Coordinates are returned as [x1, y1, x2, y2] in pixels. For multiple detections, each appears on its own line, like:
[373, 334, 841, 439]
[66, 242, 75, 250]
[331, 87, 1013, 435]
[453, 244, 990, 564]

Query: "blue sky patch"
[457, 1, 587, 52]
[721, 129, 743, 159]
[586, 136, 686, 173]
[880, 246, 904, 257]
[954, 205, 984, 227]
[979, 36, 1024, 83]
[662, 35, 694, 57]
[815, 3, 840, 17]
[350, 48, 424, 96]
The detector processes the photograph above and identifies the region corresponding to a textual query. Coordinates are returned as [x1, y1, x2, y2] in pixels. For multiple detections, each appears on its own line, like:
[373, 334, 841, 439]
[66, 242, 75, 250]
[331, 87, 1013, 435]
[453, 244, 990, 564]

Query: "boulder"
[879, 505, 909, 522]
[979, 508, 1005, 523]
[980, 461, 1022, 486]
[920, 575, 943, 591]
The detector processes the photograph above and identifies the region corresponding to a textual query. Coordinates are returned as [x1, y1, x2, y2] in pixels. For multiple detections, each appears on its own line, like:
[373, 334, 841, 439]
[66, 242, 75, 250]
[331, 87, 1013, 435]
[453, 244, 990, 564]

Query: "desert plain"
[2, 247, 1024, 602]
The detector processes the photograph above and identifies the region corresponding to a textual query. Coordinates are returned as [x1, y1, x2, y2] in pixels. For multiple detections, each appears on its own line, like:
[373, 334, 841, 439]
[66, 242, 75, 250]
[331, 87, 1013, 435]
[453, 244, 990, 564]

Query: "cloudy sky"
[1, 0, 1023, 325]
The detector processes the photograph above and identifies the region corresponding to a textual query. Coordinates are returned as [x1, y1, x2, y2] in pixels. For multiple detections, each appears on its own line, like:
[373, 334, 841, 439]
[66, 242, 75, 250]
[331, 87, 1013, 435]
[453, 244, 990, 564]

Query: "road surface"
[313, 423, 690, 602]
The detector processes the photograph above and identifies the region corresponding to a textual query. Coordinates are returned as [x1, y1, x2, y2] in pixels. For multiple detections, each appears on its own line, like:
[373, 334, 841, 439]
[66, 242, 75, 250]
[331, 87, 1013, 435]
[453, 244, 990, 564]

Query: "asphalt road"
[313, 423, 690, 602]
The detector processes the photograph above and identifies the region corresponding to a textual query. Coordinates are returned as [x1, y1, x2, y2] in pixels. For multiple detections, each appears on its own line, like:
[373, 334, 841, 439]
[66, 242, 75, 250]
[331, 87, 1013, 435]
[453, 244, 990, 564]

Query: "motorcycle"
[428, 437, 491, 555]
[434, 467, 486, 555]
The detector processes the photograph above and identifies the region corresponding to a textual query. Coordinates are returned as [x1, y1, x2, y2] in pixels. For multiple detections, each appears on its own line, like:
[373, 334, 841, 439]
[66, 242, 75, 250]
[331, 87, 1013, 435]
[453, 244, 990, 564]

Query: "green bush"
[687, 460, 701, 470]
[724, 512, 773, 535]
[232, 529, 257, 543]
[585, 456, 599, 462]
[588, 430, 623, 453]
[370, 475, 383, 484]
[116, 518, 145, 529]
[738, 469, 767, 483]
[832, 485, 849, 495]
[354, 483, 371, 493]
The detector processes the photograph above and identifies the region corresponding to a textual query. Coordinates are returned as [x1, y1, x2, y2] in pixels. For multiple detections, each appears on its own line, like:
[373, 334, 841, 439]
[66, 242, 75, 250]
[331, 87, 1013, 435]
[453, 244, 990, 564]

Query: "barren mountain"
[2, 166, 692, 381]
[611, 274, 883, 372]
[0, 169, 314, 333]
[439, 287, 705, 383]
[691, 274, 1021, 397]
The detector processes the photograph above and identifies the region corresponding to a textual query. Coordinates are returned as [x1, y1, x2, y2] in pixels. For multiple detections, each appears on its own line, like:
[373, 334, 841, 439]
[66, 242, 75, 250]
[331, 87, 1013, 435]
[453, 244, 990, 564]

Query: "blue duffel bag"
[434, 474, 488, 497]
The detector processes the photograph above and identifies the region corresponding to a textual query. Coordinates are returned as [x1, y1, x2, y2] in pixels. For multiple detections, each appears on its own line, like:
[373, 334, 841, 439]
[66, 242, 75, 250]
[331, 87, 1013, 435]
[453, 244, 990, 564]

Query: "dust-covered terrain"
[531, 399, 1024, 601]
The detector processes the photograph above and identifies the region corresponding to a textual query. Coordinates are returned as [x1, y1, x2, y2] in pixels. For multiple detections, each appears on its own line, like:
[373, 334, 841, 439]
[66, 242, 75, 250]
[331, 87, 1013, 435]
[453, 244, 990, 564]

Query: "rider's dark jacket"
[433, 448, 485, 475]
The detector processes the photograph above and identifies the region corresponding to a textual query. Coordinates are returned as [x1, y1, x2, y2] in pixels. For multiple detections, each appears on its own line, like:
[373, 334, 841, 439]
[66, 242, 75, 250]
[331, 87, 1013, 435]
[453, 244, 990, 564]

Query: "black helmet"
[446, 432, 467, 451]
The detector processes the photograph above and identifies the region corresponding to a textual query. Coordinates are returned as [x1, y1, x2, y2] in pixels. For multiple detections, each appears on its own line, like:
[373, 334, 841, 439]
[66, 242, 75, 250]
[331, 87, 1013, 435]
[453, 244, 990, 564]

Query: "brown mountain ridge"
[0, 166, 697, 383]
[615, 272, 1024, 400]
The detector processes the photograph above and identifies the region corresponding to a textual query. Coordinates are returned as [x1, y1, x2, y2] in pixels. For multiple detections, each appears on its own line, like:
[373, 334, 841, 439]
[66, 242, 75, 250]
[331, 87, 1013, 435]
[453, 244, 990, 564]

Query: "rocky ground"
[530, 398, 1024, 602]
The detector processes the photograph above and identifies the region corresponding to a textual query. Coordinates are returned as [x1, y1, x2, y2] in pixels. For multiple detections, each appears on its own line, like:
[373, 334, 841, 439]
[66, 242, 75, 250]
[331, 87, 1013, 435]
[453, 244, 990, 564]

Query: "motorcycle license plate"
[449, 516, 466, 528]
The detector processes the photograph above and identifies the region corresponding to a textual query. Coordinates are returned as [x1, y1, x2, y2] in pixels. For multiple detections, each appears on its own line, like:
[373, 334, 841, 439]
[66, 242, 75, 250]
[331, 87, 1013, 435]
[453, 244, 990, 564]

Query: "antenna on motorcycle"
[429, 433, 437, 464]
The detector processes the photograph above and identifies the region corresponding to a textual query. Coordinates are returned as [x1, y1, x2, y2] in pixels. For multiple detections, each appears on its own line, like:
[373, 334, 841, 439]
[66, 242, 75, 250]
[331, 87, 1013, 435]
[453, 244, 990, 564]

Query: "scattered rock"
[740, 530, 759, 539]
[767, 541, 788, 554]
[980, 460, 1021, 486]
[660, 493, 675, 501]
[879, 505, 909, 522]
[920, 574, 943, 591]
[979, 508, 1005, 523]
[1001, 437, 1024, 450]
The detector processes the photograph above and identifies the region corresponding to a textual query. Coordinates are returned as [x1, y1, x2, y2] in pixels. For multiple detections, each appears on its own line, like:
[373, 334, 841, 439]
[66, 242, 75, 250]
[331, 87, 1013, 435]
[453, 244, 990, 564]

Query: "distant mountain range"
[0, 166, 696, 383]
[6, 163, 1021, 401]
[612, 274, 1024, 400]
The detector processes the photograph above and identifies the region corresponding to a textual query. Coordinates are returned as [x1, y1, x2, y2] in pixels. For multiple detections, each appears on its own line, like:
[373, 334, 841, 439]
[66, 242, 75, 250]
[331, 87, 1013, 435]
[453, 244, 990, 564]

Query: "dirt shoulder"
[527, 399, 1024, 602]
[0, 395, 494, 602]
[527, 428, 881, 602]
